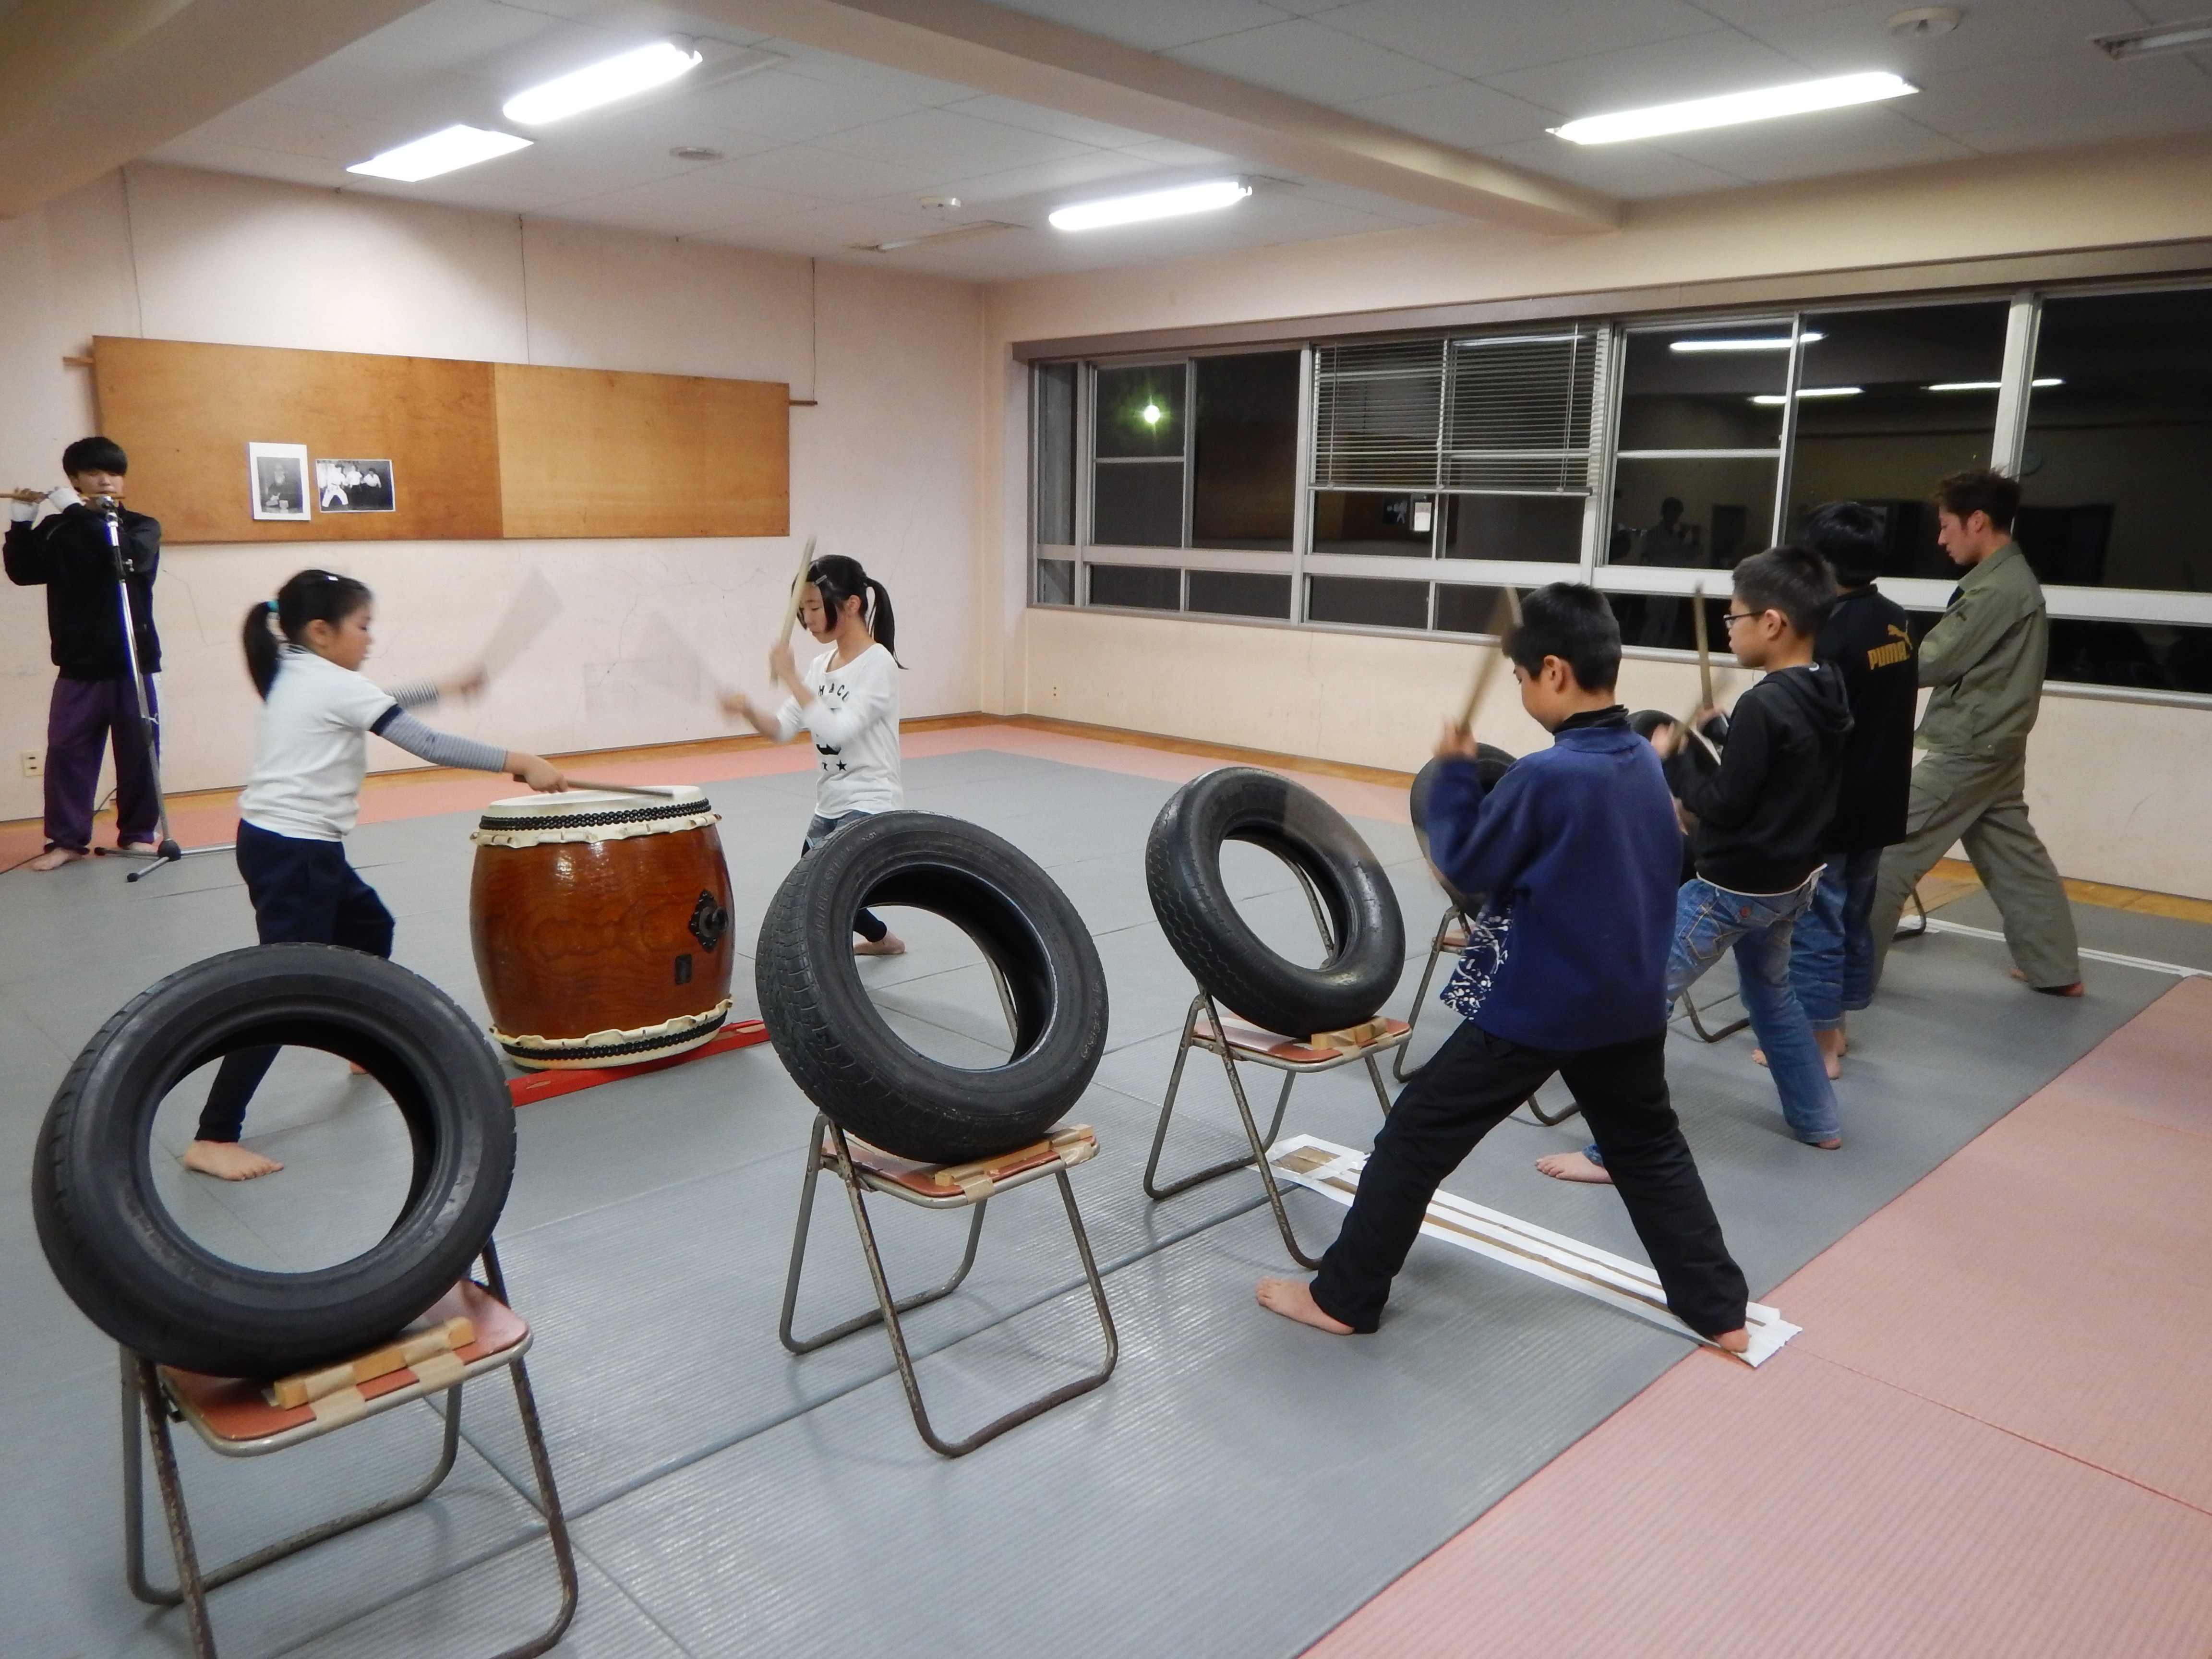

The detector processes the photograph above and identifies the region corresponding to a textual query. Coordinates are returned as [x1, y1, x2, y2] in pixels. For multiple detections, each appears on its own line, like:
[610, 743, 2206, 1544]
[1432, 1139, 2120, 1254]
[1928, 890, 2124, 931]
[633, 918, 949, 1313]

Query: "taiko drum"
[469, 787, 734, 1069]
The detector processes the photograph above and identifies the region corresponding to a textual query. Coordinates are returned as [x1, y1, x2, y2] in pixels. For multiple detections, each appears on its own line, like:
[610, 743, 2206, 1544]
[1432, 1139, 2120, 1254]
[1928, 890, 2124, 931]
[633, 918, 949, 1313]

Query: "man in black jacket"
[5, 437, 163, 870]
[1785, 502, 1917, 1076]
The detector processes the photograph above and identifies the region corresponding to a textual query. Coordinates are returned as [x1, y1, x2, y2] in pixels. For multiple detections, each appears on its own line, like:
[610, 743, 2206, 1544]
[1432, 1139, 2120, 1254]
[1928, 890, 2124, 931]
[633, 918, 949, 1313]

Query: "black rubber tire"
[33, 945, 515, 1378]
[1628, 709, 1678, 743]
[755, 811, 1108, 1164]
[1146, 767, 1405, 1038]
[1409, 747, 1516, 909]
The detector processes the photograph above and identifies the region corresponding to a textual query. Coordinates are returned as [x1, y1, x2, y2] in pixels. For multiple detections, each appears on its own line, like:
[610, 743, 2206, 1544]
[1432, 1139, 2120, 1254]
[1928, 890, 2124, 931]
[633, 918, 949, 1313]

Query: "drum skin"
[469, 795, 734, 1069]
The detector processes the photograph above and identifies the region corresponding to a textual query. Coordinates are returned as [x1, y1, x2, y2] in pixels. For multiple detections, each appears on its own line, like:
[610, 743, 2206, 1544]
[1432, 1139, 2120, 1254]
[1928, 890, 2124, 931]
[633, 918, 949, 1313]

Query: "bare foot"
[854, 933, 906, 957]
[26, 846, 87, 871]
[2009, 969, 2083, 997]
[1752, 1042, 1842, 1080]
[1255, 1277, 1354, 1333]
[1535, 1151, 1612, 1185]
[1811, 1137, 1843, 1151]
[182, 1140, 284, 1180]
[1709, 1327, 1750, 1355]
[347, 1060, 369, 1075]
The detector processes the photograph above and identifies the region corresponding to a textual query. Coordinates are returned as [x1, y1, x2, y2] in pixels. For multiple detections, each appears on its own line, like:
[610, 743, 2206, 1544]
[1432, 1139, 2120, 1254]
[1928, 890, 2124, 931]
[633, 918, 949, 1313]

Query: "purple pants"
[45, 674, 159, 852]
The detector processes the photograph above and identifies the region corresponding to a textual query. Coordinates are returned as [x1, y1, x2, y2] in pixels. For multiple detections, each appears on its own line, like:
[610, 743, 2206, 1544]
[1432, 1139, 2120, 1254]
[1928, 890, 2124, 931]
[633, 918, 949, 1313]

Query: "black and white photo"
[314, 457, 397, 513]
[246, 441, 312, 521]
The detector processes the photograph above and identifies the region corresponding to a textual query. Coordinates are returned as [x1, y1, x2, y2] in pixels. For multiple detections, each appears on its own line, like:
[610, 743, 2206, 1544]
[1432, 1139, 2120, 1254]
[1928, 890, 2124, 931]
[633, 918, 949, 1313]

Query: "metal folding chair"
[1144, 994, 1409, 1266]
[121, 1240, 576, 1659]
[778, 1118, 1118, 1457]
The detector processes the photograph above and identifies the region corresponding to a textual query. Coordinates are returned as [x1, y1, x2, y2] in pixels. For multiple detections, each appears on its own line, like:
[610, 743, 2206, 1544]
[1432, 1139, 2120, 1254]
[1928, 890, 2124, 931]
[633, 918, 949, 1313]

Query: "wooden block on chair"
[1309, 1018, 1393, 1052]
[264, 1314, 474, 1409]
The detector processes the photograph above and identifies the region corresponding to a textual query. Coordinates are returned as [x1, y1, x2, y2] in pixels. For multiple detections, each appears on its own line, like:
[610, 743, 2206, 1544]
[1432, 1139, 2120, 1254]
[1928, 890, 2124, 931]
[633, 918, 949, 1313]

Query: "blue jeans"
[802, 811, 888, 943]
[1588, 872, 1839, 1156]
[1791, 849, 1882, 1030]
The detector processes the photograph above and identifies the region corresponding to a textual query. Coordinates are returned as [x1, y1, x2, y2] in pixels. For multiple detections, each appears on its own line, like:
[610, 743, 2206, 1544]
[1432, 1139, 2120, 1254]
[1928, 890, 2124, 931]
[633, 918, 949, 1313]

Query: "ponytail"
[241, 568, 373, 698]
[808, 553, 901, 663]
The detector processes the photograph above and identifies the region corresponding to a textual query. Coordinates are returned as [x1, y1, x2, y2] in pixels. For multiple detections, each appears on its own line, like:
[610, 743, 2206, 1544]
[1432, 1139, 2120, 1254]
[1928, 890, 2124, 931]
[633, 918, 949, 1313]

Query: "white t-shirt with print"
[237, 648, 407, 841]
[775, 641, 902, 817]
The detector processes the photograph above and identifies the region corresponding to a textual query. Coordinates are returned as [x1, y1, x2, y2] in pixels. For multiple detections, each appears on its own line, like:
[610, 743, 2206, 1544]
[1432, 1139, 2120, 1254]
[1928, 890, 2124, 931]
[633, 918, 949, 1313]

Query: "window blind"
[1311, 328, 1601, 493]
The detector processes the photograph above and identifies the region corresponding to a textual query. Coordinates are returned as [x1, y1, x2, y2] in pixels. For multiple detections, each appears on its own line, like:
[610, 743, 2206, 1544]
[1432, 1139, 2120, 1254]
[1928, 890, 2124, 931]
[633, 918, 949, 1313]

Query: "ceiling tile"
[142, 139, 356, 193]
[930, 151, 1165, 212]
[976, 0, 1298, 52]
[1166, 17, 1461, 105]
[709, 143, 941, 203]
[1320, 0, 1726, 81]
[1480, 134, 1747, 195]
[808, 108, 1095, 177]
[549, 168, 827, 236]
[1483, 27, 1815, 120]
[1907, 51, 2212, 146]
[1654, 102, 1974, 181]
[759, 42, 988, 108]
[1340, 78, 1557, 150]
[1740, 0, 2155, 77]
[939, 95, 1163, 151]
[1114, 138, 1250, 168]
[666, 67, 924, 144]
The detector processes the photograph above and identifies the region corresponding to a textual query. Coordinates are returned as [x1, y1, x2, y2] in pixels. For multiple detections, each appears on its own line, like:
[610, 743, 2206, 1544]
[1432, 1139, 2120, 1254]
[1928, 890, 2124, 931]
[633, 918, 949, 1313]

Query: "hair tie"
[265, 599, 279, 614]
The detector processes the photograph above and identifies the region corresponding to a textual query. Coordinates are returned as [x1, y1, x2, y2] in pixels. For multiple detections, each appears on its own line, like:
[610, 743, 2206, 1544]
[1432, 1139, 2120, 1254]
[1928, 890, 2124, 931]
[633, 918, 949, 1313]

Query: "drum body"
[469, 787, 734, 1069]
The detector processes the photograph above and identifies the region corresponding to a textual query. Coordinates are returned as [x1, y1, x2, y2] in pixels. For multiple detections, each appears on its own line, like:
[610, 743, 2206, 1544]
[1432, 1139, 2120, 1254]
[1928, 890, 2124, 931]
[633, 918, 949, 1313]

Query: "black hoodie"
[3, 503, 162, 678]
[1665, 662, 1852, 895]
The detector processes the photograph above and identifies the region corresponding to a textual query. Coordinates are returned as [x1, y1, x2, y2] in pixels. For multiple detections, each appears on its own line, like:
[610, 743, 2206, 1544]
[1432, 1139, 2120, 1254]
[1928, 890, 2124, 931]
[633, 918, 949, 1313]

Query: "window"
[1188, 569, 1291, 618]
[1030, 281, 2212, 707]
[2021, 289, 2212, 594]
[1192, 352, 1299, 550]
[1610, 321, 1787, 576]
[1786, 301, 2008, 581]
[1093, 363, 1185, 547]
[1089, 564, 1180, 610]
[1308, 575, 1428, 630]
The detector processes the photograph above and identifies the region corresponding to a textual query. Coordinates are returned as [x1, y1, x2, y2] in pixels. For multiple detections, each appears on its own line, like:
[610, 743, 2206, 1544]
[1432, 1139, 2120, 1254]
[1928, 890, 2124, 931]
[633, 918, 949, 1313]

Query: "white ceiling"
[148, 0, 2212, 281]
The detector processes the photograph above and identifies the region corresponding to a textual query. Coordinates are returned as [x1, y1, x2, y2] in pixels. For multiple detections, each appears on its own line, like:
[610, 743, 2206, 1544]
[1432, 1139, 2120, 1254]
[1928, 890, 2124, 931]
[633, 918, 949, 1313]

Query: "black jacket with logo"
[4, 503, 162, 678]
[1816, 585, 1917, 852]
[1665, 662, 1852, 894]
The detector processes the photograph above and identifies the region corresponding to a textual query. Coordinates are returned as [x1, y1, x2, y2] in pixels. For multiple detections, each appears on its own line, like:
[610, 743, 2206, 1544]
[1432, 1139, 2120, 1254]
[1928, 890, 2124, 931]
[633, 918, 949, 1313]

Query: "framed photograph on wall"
[314, 458, 396, 513]
[247, 442, 312, 521]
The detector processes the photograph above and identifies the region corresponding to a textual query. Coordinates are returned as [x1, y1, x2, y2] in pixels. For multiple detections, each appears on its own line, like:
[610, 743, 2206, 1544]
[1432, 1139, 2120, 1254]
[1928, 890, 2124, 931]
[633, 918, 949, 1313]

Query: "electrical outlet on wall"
[17, 751, 40, 778]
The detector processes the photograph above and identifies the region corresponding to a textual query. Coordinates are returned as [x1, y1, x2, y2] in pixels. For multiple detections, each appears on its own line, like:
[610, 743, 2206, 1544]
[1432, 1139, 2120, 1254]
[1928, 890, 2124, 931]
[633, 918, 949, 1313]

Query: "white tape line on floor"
[1267, 1134, 1801, 1367]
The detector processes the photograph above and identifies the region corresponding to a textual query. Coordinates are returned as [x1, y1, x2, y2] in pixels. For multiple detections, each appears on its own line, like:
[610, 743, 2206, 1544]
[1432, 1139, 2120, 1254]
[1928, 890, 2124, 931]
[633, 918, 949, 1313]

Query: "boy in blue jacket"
[1259, 584, 1750, 1352]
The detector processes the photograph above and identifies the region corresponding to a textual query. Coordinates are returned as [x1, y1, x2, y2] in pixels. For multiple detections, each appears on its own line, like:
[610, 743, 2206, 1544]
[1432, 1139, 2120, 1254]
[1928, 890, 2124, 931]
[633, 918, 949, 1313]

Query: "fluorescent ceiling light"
[347, 125, 531, 182]
[1552, 72, 1916, 144]
[2093, 17, 2212, 59]
[852, 221, 1018, 254]
[504, 38, 703, 125]
[1749, 386, 1862, 404]
[1670, 332, 1824, 352]
[1926, 377, 2064, 392]
[1049, 179, 1250, 232]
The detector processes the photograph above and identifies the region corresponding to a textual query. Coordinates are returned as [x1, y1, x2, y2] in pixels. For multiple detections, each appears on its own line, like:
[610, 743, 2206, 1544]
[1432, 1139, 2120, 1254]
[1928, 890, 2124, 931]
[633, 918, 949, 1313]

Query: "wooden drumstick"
[1454, 585, 1522, 731]
[557, 779, 680, 798]
[1692, 580, 1715, 711]
[779, 534, 818, 646]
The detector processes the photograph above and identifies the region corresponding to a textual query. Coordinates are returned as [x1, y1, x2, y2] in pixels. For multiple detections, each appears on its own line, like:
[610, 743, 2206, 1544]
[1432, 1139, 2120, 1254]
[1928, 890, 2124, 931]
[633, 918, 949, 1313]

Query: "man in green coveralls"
[1867, 469, 2083, 996]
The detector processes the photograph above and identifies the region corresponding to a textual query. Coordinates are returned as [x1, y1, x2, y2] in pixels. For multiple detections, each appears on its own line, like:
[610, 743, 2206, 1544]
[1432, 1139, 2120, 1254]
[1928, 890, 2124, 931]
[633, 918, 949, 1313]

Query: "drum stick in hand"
[1455, 585, 1522, 731]
[1692, 581, 1715, 711]
[557, 779, 680, 798]
[780, 534, 818, 646]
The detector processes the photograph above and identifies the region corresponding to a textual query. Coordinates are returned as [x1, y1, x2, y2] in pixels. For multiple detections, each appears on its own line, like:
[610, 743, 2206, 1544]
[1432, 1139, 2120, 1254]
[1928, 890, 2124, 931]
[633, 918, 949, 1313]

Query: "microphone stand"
[91, 497, 230, 882]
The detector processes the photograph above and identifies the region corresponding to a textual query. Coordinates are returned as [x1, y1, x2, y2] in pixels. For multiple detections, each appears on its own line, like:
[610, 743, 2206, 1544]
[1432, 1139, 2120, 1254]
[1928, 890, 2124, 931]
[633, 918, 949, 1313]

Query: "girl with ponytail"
[724, 552, 908, 955]
[184, 569, 567, 1182]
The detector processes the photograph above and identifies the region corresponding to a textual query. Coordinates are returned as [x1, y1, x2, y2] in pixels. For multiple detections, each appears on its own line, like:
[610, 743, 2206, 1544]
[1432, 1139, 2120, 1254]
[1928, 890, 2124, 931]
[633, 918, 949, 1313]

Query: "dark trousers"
[45, 674, 159, 852]
[1310, 1021, 1749, 1338]
[801, 811, 888, 942]
[196, 821, 396, 1143]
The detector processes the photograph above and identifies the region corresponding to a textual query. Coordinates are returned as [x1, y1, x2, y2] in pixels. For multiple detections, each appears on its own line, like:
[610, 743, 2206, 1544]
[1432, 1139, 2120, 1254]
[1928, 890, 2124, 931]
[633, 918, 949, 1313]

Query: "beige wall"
[0, 165, 984, 820]
[982, 134, 2212, 899]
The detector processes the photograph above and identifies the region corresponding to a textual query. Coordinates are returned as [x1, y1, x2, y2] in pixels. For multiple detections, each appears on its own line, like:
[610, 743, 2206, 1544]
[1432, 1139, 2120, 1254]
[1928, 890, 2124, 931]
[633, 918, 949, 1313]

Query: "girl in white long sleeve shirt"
[727, 553, 907, 953]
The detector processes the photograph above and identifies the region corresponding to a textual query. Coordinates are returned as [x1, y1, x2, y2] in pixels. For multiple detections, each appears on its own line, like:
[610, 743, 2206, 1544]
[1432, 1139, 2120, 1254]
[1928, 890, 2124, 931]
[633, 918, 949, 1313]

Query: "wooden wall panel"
[92, 337, 502, 543]
[493, 362, 788, 540]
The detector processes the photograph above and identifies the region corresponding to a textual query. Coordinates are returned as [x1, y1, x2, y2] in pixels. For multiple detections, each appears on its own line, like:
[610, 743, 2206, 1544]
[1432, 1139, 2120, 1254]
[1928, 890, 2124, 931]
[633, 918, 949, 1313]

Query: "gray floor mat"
[0, 747, 2195, 1659]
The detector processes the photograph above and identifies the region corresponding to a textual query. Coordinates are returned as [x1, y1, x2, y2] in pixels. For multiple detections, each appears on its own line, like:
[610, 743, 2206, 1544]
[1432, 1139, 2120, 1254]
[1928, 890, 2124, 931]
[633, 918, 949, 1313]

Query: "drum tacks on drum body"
[469, 786, 735, 1069]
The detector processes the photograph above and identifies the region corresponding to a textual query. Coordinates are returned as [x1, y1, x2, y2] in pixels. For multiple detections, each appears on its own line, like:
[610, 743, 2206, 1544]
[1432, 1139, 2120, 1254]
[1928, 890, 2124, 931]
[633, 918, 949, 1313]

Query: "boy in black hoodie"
[1539, 545, 1850, 1183]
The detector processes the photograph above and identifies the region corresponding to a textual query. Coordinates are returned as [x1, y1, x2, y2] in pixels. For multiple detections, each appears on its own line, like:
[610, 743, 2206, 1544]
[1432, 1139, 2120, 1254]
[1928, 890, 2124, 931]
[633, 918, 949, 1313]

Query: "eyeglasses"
[1720, 610, 1766, 628]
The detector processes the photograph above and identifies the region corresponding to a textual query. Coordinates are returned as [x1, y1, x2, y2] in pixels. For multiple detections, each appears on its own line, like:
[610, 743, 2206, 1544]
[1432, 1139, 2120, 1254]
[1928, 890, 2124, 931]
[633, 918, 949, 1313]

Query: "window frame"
[1028, 273, 2212, 704]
